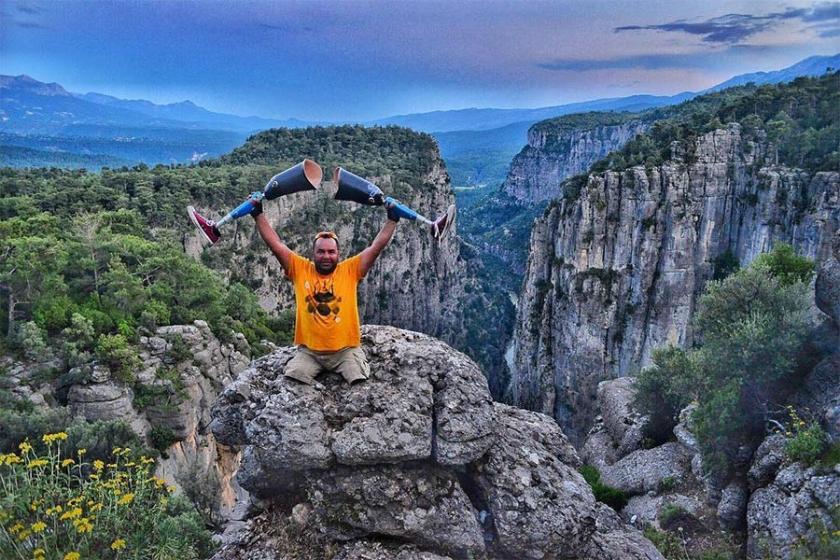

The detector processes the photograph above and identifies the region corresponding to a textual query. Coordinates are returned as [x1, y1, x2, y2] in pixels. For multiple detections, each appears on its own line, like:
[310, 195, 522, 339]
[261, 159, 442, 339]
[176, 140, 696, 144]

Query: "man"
[251, 197, 399, 385]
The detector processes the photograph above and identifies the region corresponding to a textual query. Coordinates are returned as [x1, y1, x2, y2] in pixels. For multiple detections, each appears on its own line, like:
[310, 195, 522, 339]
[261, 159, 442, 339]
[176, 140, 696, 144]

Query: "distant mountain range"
[1, 53, 837, 170]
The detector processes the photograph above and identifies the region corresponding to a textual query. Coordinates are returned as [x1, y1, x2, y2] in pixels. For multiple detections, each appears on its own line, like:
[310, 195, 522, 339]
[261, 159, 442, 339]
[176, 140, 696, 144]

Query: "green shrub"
[785, 407, 828, 465]
[580, 465, 629, 510]
[634, 244, 813, 477]
[659, 503, 688, 526]
[634, 346, 697, 445]
[95, 334, 141, 384]
[643, 527, 686, 559]
[150, 425, 179, 456]
[753, 243, 815, 286]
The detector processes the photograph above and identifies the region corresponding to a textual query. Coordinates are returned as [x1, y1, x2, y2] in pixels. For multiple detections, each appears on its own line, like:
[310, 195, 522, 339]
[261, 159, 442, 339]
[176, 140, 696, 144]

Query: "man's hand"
[385, 201, 400, 223]
[248, 192, 263, 217]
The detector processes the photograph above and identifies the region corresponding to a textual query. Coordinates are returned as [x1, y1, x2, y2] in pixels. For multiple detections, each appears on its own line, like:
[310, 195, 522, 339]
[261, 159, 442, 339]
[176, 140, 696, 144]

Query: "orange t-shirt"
[286, 252, 364, 351]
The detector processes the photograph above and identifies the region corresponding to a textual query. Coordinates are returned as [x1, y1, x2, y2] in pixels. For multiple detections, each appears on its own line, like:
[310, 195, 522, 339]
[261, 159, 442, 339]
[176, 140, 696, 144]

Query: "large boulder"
[210, 326, 663, 559]
[211, 326, 496, 478]
[747, 462, 840, 559]
[599, 443, 692, 495]
[596, 377, 647, 458]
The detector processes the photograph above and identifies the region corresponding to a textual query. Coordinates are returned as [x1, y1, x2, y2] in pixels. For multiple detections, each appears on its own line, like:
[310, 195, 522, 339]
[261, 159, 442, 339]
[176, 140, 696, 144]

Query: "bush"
[16, 322, 50, 363]
[95, 334, 141, 384]
[579, 465, 629, 510]
[634, 346, 696, 444]
[150, 425, 179, 457]
[0, 433, 215, 559]
[635, 244, 813, 477]
[785, 407, 828, 465]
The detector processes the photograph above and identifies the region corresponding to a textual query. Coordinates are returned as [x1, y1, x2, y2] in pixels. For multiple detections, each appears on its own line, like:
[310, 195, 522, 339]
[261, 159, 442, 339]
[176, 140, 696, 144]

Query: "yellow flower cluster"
[117, 492, 135, 506]
[63, 552, 80, 560]
[42, 432, 69, 445]
[27, 459, 49, 469]
[0, 452, 23, 465]
[111, 538, 127, 550]
[72, 516, 94, 533]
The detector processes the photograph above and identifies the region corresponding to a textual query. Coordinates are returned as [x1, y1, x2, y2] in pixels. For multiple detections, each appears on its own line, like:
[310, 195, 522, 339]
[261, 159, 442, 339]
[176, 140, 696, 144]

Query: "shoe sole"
[187, 206, 216, 244]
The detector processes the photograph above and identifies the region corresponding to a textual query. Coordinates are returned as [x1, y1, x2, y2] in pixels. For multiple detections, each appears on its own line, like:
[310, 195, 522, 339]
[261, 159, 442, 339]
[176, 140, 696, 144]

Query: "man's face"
[313, 237, 339, 274]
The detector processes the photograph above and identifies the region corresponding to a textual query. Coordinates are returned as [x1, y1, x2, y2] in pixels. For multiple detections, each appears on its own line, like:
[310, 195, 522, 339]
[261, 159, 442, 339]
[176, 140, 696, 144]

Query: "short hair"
[313, 231, 340, 252]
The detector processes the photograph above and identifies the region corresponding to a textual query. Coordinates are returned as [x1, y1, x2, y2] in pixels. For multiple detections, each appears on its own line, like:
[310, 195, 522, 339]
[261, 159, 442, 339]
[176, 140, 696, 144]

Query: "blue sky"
[2, 0, 838, 121]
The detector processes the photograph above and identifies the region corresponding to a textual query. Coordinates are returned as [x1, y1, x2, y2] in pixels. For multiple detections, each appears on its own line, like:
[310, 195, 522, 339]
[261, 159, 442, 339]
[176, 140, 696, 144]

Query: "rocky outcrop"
[510, 123, 840, 443]
[747, 462, 840, 559]
[210, 325, 663, 559]
[502, 119, 649, 203]
[599, 443, 692, 496]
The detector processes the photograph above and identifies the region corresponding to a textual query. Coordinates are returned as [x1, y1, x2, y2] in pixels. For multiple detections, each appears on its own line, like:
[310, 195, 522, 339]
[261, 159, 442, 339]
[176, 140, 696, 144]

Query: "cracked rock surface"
[211, 326, 663, 559]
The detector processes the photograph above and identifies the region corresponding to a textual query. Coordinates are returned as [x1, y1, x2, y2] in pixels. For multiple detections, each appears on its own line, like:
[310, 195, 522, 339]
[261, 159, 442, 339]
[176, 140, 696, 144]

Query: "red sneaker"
[187, 206, 221, 244]
[431, 204, 456, 240]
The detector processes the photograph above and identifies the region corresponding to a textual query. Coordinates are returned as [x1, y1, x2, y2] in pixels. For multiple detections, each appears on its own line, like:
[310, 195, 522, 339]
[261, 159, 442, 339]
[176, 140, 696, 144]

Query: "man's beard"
[315, 261, 337, 275]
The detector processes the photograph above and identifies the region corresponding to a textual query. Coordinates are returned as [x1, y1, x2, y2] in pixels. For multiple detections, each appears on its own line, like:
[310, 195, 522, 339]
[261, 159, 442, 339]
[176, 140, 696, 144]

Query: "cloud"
[614, 3, 839, 44]
[15, 1, 42, 15]
[537, 53, 716, 72]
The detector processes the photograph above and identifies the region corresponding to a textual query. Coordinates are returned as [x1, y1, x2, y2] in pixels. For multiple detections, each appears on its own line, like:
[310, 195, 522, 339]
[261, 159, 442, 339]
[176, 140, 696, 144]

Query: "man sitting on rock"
[251, 197, 399, 385]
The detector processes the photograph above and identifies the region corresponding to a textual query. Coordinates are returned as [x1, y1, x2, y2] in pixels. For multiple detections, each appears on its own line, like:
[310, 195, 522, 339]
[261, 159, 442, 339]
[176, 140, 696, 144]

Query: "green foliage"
[752, 242, 815, 286]
[643, 527, 687, 559]
[588, 72, 840, 174]
[579, 465, 629, 510]
[635, 244, 813, 477]
[0, 435, 215, 559]
[95, 334, 142, 384]
[634, 346, 697, 444]
[16, 322, 50, 363]
[784, 408, 828, 466]
[712, 250, 740, 281]
[659, 503, 688, 526]
[150, 425, 179, 457]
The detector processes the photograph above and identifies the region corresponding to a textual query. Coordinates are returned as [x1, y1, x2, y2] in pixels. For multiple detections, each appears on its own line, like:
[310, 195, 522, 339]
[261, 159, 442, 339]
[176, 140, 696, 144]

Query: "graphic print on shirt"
[304, 278, 343, 324]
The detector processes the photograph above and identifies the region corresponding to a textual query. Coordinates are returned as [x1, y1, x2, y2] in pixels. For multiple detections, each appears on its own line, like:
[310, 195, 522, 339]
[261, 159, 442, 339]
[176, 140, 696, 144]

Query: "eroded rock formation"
[210, 325, 663, 559]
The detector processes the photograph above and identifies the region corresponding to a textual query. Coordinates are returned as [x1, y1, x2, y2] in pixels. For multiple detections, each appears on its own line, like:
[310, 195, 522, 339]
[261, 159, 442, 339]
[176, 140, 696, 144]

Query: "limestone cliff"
[502, 118, 649, 203]
[509, 123, 840, 444]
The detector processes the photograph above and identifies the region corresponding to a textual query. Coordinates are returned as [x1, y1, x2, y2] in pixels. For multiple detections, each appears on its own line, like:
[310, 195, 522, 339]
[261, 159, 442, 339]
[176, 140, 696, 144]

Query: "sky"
[1, 0, 838, 121]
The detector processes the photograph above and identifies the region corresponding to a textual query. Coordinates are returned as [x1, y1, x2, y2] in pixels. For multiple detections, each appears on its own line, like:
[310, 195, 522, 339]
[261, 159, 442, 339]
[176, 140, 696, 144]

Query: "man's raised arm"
[253, 212, 294, 275]
[359, 215, 397, 277]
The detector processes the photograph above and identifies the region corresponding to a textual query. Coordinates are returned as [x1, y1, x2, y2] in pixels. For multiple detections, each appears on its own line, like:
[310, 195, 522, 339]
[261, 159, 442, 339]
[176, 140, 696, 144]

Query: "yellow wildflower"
[31, 521, 47, 533]
[16, 528, 31, 541]
[27, 459, 49, 469]
[93, 459, 104, 471]
[124, 462, 136, 467]
[61, 458, 75, 467]
[73, 517, 93, 533]
[42, 432, 68, 445]
[77, 448, 86, 456]
[63, 552, 80, 560]
[117, 492, 135, 506]
[33, 548, 45, 559]
[111, 538, 127, 550]
[60, 507, 82, 520]
[141, 456, 154, 464]
[46, 505, 63, 515]
[19, 441, 33, 454]
[166, 485, 176, 493]
[107, 463, 117, 468]
[89, 503, 103, 513]
[9, 522, 24, 533]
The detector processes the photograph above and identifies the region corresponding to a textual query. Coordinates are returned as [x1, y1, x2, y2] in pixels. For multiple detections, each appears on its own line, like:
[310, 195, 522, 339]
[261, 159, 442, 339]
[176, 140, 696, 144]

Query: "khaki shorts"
[284, 346, 370, 385]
